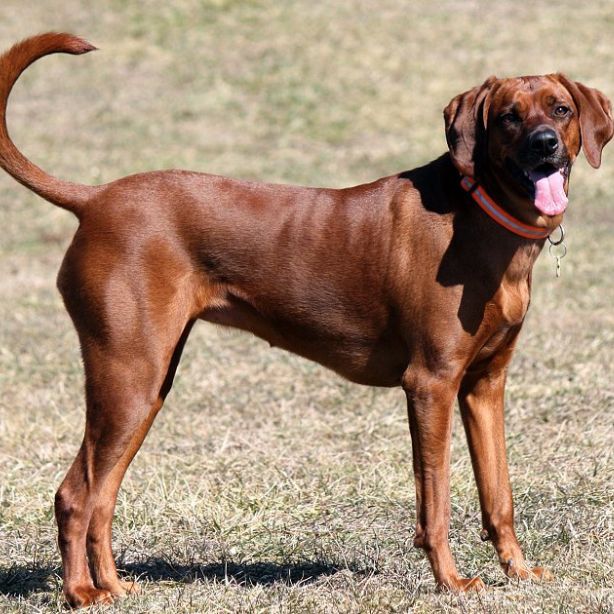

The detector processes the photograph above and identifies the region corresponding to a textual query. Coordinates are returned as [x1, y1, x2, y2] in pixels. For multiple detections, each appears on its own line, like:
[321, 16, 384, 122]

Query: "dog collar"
[460, 176, 551, 240]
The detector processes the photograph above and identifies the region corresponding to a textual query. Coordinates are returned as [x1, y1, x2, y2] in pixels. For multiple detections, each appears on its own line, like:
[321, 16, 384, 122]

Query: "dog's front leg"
[458, 344, 553, 583]
[403, 368, 485, 592]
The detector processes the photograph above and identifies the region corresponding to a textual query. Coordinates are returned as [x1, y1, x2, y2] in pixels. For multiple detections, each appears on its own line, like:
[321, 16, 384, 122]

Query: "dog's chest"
[477, 279, 531, 358]
[492, 279, 531, 325]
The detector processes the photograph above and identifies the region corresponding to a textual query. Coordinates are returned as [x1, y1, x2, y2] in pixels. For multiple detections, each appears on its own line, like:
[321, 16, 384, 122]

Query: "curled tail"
[0, 32, 100, 215]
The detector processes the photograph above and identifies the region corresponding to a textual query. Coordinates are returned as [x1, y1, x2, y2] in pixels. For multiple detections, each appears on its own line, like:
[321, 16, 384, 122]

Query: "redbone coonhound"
[1, 33, 612, 607]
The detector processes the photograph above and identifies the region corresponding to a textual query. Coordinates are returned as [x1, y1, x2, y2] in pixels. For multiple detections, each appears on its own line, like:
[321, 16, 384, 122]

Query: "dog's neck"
[460, 177, 552, 240]
[505, 238, 544, 283]
[461, 174, 550, 283]
[438, 156, 550, 286]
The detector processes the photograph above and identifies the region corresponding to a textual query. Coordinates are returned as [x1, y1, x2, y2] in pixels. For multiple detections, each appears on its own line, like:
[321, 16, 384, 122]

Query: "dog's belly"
[200, 289, 410, 387]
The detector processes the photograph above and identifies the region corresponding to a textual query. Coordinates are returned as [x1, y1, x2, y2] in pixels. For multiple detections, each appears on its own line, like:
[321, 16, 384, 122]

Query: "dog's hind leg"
[54, 312, 193, 607]
[85, 320, 195, 598]
[54, 350, 154, 604]
[53, 239, 202, 606]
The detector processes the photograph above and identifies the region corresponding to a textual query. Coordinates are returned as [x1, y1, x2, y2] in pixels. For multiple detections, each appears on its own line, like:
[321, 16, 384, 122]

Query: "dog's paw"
[503, 559, 554, 581]
[95, 578, 141, 598]
[439, 576, 486, 593]
[65, 585, 115, 608]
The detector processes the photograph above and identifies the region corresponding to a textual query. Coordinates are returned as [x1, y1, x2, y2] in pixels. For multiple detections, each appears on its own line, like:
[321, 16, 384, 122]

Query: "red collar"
[461, 176, 552, 240]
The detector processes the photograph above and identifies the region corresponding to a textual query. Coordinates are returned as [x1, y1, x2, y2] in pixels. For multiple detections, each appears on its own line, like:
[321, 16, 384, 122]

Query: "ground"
[0, 1, 612, 612]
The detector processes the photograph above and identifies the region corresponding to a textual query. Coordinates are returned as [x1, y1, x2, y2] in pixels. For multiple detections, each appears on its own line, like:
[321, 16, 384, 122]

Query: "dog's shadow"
[0, 563, 57, 598]
[122, 558, 362, 585]
[0, 558, 365, 598]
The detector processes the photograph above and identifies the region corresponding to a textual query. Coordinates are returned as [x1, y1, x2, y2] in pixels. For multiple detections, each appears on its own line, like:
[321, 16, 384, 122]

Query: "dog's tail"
[0, 32, 100, 215]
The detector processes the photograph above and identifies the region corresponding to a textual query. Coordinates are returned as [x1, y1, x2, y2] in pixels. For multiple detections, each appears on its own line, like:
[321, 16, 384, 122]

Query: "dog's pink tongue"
[529, 168, 567, 216]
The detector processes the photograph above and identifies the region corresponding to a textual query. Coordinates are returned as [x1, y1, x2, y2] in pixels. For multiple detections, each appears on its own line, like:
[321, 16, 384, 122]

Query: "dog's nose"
[529, 128, 559, 155]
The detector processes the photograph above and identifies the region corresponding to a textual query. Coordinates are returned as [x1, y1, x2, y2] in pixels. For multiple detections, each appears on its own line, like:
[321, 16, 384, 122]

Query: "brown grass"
[0, 1, 613, 612]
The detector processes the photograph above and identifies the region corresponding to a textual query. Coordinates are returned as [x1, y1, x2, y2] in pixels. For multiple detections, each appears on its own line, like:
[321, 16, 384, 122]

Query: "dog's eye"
[500, 112, 520, 124]
[554, 105, 570, 117]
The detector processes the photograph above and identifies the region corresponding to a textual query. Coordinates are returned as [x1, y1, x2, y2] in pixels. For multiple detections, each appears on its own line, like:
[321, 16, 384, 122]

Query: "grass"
[0, 1, 613, 612]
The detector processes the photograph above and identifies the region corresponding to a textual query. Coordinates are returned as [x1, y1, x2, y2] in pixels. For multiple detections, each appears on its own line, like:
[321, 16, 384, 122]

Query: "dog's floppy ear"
[444, 76, 498, 178]
[556, 74, 614, 168]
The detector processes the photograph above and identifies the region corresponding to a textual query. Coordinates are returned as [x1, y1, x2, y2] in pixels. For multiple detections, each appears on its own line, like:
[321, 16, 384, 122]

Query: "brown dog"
[1, 33, 612, 607]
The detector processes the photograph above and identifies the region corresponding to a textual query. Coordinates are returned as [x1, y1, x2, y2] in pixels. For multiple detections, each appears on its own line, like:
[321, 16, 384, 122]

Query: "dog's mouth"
[505, 159, 570, 216]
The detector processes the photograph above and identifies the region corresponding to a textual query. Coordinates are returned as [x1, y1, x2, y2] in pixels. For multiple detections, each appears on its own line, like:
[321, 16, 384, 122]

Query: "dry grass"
[0, 1, 613, 612]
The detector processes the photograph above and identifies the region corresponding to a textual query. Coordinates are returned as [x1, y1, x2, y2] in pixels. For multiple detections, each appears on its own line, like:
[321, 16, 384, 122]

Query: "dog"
[1, 33, 612, 607]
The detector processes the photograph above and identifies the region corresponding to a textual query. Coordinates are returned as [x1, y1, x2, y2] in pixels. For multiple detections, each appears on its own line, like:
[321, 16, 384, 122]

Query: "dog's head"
[444, 75, 613, 221]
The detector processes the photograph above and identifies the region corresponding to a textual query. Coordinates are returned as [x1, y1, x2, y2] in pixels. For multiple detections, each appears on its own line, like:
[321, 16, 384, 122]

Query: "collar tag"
[548, 224, 566, 278]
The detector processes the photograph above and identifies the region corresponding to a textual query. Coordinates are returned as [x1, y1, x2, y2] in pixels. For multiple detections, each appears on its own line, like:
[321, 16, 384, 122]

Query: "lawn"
[0, 1, 612, 612]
